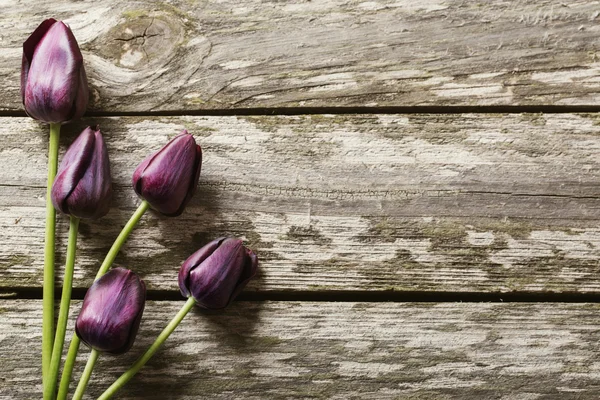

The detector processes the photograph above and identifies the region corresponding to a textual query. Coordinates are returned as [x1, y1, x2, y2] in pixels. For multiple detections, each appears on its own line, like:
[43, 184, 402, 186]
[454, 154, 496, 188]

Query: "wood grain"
[2, 300, 600, 399]
[0, 114, 598, 293]
[2, 0, 600, 112]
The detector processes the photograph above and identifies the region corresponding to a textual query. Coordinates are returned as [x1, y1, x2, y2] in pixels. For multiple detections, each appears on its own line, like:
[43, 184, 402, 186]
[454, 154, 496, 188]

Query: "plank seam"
[4, 105, 600, 117]
[4, 288, 600, 303]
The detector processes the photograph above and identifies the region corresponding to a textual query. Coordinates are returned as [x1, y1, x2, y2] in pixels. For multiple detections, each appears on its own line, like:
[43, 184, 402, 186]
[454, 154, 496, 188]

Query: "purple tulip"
[51, 126, 112, 219]
[21, 19, 89, 123]
[132, 131, 202, 216]
[179, 237, 258, 309]
[76, 268, 146, 354]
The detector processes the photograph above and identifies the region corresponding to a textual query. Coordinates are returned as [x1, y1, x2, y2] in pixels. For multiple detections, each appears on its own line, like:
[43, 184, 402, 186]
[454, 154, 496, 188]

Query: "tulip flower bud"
[76, 268, 146, 354]
[132, 131, 202, 216]
[21, 19, 89, 123]
[51, 126, 112, 219]
[178, 237, 258, 309]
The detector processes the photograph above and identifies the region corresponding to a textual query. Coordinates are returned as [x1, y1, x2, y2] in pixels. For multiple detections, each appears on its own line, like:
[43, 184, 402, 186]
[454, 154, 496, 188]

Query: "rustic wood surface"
[2, 0, 600, 398]
[3, 300, 600, 399]
[2, 0, 600, 112]
[0, 114, 598, 293]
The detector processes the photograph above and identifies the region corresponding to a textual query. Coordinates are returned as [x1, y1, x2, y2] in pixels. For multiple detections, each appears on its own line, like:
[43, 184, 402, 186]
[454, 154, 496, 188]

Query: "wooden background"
[1, 0, 600, 398]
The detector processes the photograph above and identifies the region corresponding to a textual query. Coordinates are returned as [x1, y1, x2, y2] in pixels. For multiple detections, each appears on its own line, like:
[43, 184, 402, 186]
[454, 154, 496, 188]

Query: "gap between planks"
[4, 105, 600, 118]
[4, 287, 600, 304]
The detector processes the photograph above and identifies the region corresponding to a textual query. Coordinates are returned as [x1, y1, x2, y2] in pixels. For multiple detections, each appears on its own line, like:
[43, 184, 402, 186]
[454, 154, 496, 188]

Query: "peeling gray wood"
[2, 1, 600, 111]
[0, 114, 598, 293]
[2, 300, 600, 399]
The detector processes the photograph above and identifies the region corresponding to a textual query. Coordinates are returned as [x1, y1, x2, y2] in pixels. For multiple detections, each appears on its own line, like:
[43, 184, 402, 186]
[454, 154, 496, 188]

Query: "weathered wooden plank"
[0, 114, 599, 293]
[2, 300, 600, 399]
[2, 1, 600, 111]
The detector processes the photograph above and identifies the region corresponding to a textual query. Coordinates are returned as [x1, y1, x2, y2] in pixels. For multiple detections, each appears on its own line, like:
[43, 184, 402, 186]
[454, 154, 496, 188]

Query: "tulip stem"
[96, 200, 150, 279]
[56, 336, 80, 400]
[72, 349, 99, 400]
[57, 201, 150, 399]
[45, 216, 79, 399]
[97, 297, 196, 400]
[43, 122, 61, 388]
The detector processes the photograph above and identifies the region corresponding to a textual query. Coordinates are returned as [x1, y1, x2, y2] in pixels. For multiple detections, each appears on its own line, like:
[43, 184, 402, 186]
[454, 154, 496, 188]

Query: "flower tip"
[174, 130, 195, 144]
[92, 126, 104, 141]
[225, 237, 243, 247]
[54, 20, 69, 32]
[247, 248, 259, 265]
[22, 19, 57, 56]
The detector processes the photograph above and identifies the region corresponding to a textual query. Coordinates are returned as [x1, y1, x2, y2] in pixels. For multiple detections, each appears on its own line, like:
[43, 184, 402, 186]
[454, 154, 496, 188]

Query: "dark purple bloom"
[132, 131, 202, 216]
[51, 126, 112, 219]
[179, 237, 258, 309]
[76, 268, 146, 354]
[21, 19, 88, 123]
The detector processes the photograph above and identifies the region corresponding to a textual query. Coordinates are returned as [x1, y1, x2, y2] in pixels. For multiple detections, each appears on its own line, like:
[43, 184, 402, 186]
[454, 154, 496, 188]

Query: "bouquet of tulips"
[22, 19, 259, 399]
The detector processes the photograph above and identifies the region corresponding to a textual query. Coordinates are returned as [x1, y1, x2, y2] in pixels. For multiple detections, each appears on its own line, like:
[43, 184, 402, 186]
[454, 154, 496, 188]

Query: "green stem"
[72, 349, 99, 400]
[96, 200, 149, 279]
[43, 122, 61, 387]
[56, 336, 80, 400]
[56, 201, 150, 399]
[97, 297, 196, 400]
[45, 216, 79, 400]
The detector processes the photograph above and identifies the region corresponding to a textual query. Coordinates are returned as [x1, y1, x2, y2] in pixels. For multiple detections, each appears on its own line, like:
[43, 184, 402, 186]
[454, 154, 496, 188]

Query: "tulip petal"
[133, 131, 201, 216]
[76, 268, 146, 354]
[51, 127, 95, 214]
[178, 237, 225, 298]
[116, 278, 146, 354]
[180, 144, 202, 213]
[228, 248, 259, 304]
[21, 18, 57, 104]
[51, 127, 112, 219]
[189, 239, 246, 309]
[65, 128, 112, 219]
[23, 21, 87, 123]
[179, 237, 259, 309]
[71, 60, 89, 121]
